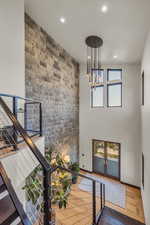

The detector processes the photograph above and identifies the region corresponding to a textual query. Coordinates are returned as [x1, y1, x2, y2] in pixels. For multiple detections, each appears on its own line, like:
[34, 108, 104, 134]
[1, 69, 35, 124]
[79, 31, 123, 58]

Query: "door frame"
[92, 139, 121, 181]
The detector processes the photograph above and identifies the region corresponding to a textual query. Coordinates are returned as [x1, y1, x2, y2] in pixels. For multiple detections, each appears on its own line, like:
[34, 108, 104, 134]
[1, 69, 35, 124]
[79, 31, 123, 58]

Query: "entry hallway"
[53, 172, 145, 225]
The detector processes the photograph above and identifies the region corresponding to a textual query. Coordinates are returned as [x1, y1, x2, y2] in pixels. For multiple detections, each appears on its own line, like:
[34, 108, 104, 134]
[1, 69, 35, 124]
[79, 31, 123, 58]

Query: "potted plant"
[45, 147, 72, 208]
[69, 162, 80, 184]
[23, 147, 77, 212]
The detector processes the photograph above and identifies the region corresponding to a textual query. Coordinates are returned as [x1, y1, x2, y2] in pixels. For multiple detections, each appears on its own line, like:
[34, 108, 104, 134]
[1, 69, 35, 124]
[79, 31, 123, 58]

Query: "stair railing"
[51, 165, 105, 225]
[0, 96, 51, 225]
[0, 93, 42, 151]
[0, 162, 31, 225]
[0, 96, 105, 225]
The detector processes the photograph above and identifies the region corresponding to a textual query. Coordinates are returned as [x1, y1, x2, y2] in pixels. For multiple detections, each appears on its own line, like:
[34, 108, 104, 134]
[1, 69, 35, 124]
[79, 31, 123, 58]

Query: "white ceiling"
[25, 0, 150, 64]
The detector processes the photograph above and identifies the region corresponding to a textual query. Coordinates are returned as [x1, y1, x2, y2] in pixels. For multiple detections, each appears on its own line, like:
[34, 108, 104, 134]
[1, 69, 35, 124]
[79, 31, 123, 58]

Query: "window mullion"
[91, 68, 122, 108]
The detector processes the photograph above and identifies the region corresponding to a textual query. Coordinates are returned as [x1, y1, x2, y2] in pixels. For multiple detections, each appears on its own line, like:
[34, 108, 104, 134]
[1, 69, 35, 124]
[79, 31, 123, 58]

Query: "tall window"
[107, 69, 122, 107]
[142, 153, 144, 189]
[142, 72, 144, 106]
[91, 70, 104, 107]
[91, 69, 122, 108]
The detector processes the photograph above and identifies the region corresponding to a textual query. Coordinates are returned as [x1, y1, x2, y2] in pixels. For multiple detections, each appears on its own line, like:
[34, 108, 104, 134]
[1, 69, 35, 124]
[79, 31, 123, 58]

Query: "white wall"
[79, 64, 141, 187]
[141, 29, 150, 225]
[1, 137, 45, 208]
[0, 0, 25, 97]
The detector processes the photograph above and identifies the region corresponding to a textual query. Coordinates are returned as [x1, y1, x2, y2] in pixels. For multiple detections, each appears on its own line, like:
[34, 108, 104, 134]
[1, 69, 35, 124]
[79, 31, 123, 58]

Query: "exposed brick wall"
[25, 14, 79, 161]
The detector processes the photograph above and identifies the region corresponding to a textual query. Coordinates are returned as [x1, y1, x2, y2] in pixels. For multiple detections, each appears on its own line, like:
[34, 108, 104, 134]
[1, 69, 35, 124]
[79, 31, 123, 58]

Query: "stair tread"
[0, 184, 6, 194]
[0, 150, 16, 159]
[1, 211, 18, 225]
[0, 176, 3, 186]
[99, 207, 145, 225]
[0, 175, 6, 194]
[0, 194, 16, 224]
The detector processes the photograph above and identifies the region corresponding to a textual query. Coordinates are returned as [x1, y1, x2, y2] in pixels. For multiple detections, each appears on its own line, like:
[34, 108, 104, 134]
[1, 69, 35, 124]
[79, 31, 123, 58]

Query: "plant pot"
[72, 176, 78, 184]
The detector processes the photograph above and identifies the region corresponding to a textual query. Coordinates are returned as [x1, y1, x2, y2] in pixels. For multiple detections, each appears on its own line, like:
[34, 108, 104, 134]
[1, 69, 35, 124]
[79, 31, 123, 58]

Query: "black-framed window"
[142, 153, 144, 189]
[91, 69, 122, 108]
[91, 69, 104, 108]
[142, 72, 144, 106]
[107, 69, 122, 82]
[107, 69, 122, 107]
[91, 86, 104, 107]
[107, 83, 122, 107]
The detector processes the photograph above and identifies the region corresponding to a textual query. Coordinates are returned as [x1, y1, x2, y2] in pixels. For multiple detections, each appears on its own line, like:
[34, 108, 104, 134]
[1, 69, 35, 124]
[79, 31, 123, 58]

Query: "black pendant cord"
[98, 47, 101, 84]
[87, 46, 89, 74]
[91, 47, 93, 83]
[98, 47, 100, 70]
[87, 46, 91, 75]
[94, 48, 96, 69]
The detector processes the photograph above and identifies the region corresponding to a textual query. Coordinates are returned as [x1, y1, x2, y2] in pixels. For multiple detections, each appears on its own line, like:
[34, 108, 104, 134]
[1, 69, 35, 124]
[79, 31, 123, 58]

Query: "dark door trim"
[92, 139, 121, 181]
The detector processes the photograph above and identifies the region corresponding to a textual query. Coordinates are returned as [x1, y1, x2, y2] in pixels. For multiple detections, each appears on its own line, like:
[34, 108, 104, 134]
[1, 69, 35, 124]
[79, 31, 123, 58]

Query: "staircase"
[99, 207, 145, 225]
[0, 116, 17, 158]
[0, 162, 31, 225]
[0, 94, 106, 225]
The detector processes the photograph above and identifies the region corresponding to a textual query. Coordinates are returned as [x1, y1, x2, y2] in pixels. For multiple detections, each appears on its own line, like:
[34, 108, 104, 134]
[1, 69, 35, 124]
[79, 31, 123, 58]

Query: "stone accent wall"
[25, 14, 79, 161]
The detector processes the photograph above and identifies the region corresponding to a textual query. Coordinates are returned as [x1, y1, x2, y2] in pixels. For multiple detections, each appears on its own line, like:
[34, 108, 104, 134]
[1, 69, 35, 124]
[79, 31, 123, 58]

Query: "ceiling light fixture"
[101, 5, 108, 13]
[85, 36, 103, 87]
[113, 55, 118, 59]
[60, 17, 66, 24]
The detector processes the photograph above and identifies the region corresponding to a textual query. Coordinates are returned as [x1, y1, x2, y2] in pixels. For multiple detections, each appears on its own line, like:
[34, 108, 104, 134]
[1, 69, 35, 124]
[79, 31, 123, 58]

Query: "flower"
[63, 155, 70, 163]
[51, 159, 56, 165]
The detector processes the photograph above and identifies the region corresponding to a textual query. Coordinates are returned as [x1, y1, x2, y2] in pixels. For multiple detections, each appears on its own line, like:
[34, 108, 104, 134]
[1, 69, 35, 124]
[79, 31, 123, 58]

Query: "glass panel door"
[93, 140, 105, 174]
[106, 142, 120, 179]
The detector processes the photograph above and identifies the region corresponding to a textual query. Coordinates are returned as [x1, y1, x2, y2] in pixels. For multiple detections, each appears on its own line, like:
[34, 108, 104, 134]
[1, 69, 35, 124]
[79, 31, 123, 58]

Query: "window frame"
[142, 71, 144, 106]
[107, 82, 122, 108]
[107, 68, 122, 82]
[91, 69, 105, 108]
[142, 153, 144, 189]
[91, 85, 104, 108]
[107, 69, 122, 108]
[91, 68, 122, 108]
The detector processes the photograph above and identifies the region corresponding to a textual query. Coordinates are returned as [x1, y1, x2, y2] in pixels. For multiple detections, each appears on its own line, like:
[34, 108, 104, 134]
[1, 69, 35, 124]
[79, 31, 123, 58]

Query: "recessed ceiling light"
[101, 5, 108, 13]
[113, 55, 118, 59]
[60, 17, 66, 24]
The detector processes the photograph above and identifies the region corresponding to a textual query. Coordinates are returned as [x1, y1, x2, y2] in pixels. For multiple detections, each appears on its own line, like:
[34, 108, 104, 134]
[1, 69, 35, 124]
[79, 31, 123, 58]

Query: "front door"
[93, 140, 120, 180]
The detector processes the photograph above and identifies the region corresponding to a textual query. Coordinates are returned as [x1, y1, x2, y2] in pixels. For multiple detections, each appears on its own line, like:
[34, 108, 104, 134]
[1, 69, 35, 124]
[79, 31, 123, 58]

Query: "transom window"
[91, 69, 122, 108]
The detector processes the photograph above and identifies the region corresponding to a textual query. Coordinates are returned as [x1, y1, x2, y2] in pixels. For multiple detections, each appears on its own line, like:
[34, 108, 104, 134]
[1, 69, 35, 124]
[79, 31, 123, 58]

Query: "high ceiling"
[25, 0, 150, 64]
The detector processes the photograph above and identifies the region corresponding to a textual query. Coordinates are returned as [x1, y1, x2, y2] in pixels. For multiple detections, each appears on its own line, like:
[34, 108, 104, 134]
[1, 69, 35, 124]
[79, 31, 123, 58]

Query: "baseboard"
[121, 181, 140, 190]
[80, 168, 92, 173]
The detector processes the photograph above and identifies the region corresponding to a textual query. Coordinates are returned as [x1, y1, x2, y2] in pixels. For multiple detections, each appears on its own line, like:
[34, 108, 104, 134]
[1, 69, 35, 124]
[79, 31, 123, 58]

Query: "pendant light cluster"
[85, 36, 103, 87]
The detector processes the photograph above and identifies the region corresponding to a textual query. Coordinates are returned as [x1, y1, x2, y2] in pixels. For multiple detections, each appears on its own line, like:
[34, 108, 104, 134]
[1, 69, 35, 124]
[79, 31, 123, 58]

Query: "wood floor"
[103, 178, 145, 223]
[53, 177, 94, 225]
[99, 207, 145, 225]
[53, 172, 145, 225]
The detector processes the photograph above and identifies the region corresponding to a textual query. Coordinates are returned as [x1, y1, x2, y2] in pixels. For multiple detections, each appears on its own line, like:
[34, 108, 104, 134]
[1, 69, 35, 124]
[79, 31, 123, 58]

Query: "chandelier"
[85, 36, 103, 87]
